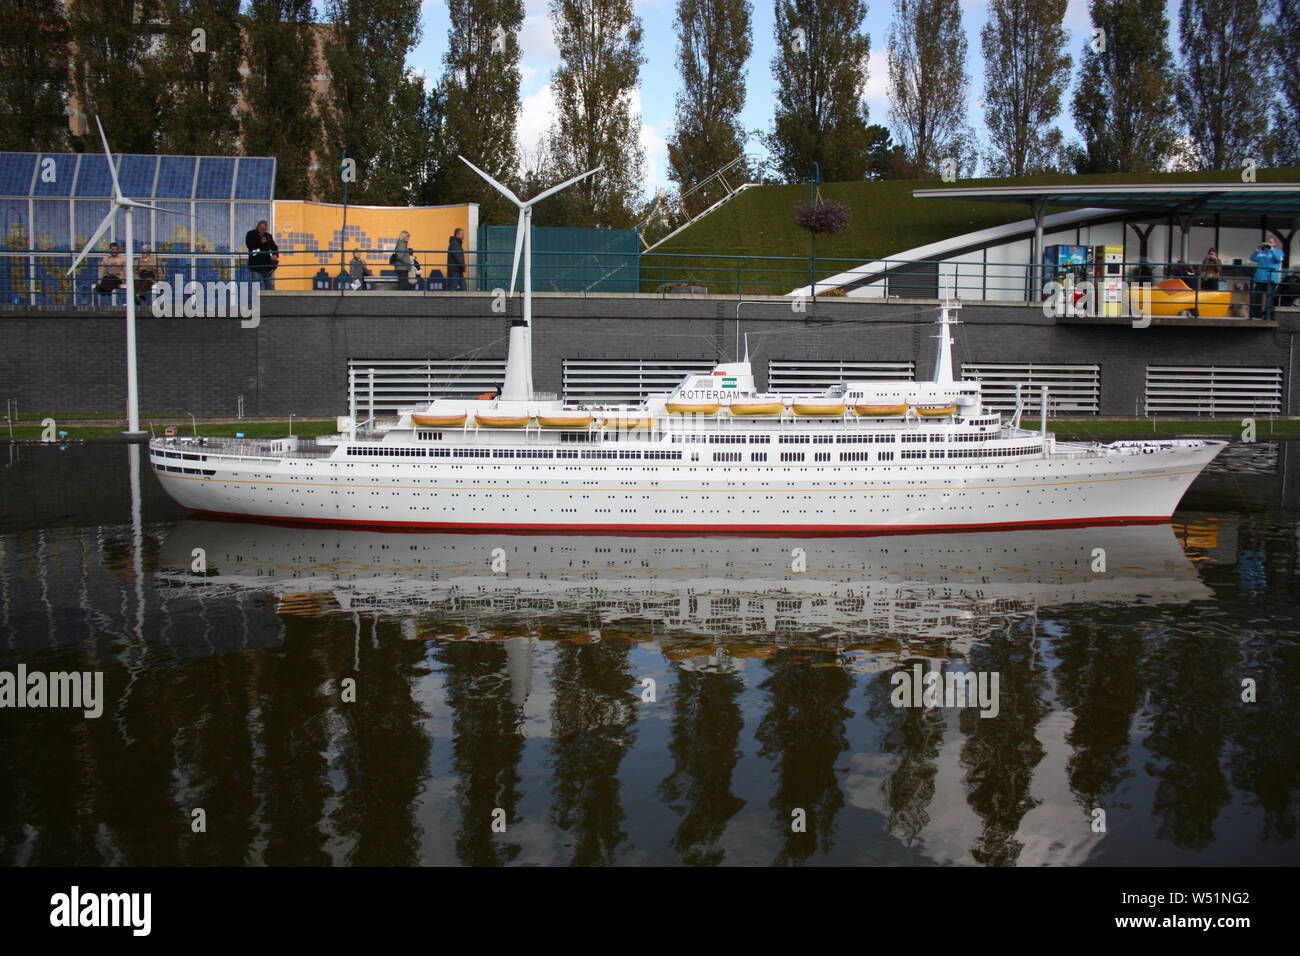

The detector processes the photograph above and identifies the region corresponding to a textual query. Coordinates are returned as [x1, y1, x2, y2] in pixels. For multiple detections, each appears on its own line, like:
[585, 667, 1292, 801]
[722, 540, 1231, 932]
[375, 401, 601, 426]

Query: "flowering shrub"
[794, 200, 851, 235]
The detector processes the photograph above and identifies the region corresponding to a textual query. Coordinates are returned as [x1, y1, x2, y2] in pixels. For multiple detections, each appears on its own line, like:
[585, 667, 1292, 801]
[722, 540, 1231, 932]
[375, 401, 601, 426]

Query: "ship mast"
[459, 157, 602, 402]
[932, 296, 960, 384]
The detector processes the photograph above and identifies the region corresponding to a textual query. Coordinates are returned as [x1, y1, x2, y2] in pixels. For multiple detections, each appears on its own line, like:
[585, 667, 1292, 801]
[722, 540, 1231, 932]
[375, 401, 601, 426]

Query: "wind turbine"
[458, 156, 601, 402]
[68, 118, 177, 436]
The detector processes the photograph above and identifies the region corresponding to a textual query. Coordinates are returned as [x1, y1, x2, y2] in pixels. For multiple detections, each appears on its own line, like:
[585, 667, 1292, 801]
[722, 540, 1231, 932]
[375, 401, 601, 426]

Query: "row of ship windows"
[339, 446, 1040, 463]
[157, 451, 207, 461]
[157, 464, 216, 475]
[346, 446, 685, 460]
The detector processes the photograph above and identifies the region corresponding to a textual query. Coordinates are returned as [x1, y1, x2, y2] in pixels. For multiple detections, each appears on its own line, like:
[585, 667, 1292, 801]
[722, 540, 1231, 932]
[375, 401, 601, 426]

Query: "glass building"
[0, 151, 275, 305]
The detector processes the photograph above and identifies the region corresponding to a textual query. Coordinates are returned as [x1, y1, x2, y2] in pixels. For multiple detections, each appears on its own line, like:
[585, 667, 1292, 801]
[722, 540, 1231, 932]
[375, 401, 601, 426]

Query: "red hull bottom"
[190, 509, 1174, 538]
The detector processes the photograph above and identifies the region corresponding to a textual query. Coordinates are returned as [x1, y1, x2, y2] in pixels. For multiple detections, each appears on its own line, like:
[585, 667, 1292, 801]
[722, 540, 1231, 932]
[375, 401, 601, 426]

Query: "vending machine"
[1043, 244, 1089, 294]
[1092, 244, 1124, 316]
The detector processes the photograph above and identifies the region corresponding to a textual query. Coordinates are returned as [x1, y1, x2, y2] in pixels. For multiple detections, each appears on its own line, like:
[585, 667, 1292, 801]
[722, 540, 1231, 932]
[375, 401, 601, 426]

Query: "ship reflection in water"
[3, 511, 1298, 867]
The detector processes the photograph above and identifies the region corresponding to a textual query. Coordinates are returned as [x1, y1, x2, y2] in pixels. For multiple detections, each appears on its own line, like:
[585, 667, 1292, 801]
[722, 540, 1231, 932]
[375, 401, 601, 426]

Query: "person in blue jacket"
[1249, 236, 1284, 320]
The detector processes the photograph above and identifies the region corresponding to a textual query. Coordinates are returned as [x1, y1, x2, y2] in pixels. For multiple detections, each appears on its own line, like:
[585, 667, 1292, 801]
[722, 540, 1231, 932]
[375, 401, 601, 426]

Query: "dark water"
[0, 442, 1297, 866]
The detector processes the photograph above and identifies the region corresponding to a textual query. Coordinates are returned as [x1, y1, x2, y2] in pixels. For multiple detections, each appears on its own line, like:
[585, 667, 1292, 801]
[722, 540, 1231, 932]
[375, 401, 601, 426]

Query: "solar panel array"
[0, 151, 274, 253]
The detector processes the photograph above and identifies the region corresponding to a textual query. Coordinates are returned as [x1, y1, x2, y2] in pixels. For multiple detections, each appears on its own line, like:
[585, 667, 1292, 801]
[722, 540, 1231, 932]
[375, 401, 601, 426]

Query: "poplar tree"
[436, 0, 525, 223]
[318, 0, 424, 205]
[1271, 0, 1299, 163]
[544, 0, 646, 228]
[766, 0, 873, 182]
[1176, 0, 1271, 170]
[0, 0, 70, 150]
[154, 0, 244, 155]
[887, 0, 974, 179]
[1070, 0, 1178, 173]
[242, 0, 322, 199]
[68, 0, 167, 152]
[979, 0, 1072, 177]
[667, 0, 753, 214]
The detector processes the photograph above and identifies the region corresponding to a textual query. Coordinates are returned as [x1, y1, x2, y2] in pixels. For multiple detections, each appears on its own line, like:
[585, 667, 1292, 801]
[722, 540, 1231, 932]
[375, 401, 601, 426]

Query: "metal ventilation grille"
[347, 359, 507, 413]
[563, 359, 715, 405]
[961, 363, 1101, 414]
[1144, 365, 1283, 416]
[768, 360, 915, 391]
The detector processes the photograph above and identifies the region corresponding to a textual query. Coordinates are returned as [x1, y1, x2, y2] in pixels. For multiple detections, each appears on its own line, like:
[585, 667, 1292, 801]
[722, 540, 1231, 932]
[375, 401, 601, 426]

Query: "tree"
[863, 123, 904, 179]
[1272, 0, 1300, 163]
[544, 0, 646, 228]
[979, 0, 1072, 177]
[371, 71, 444, 206]
[0, 0, 70, 151]
[667, 0, 753, 214]
[242, 0, 322, 199]
[766, 0, 873, 182]
[887, 0, 975, 179]
[68, 0, 167, 153]
[317, 0, 424, 205]
[153, 0, 244, 155]
[436, 0, 525, 223]
[1177, 0, 1271, 170]
[1070, 0, 1179, 173]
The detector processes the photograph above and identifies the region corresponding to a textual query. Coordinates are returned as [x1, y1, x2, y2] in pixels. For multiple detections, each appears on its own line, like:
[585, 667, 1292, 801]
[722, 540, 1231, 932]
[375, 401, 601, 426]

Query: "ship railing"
[150, 437, 332, 459]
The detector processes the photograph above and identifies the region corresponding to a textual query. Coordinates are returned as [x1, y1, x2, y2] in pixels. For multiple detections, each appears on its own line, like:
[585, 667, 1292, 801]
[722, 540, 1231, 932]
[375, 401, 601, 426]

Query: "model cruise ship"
[148, 161, 1225, 534]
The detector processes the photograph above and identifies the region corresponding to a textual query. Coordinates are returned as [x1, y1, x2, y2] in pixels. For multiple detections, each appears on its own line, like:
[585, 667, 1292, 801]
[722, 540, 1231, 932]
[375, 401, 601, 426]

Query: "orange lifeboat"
[601, 417, 653, 429]
[475, 414, 531, 427]
[853, 403, 909, 417]
[915, 404, 957, 418]
[664, 402, 721, 415]
[411, 412, 468, 427]
[792, 402, 846, 417]
[536, 414, 593, 429]
[728, 401, 784, 417]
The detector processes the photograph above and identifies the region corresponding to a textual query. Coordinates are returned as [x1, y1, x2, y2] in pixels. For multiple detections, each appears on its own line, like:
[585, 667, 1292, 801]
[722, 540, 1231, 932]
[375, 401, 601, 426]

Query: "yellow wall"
[270, 201, 478, 289]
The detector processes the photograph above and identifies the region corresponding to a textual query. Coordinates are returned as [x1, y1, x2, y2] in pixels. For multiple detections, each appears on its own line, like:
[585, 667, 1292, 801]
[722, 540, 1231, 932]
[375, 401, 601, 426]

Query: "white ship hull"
[150, 439, 1222, 534]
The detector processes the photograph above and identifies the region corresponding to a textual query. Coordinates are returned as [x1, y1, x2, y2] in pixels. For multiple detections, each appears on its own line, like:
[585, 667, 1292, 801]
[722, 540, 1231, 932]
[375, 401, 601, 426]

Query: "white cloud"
[516, 82, 557, 166]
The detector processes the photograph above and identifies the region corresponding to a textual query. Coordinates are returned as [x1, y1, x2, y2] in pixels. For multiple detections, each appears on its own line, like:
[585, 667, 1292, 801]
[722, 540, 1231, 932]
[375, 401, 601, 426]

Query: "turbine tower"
[68, 118, 178, 436]
[458, 156, 601, 402]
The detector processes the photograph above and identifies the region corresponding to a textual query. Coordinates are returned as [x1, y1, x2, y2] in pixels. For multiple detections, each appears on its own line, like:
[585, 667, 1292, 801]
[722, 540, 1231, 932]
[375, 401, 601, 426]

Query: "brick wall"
[2, 293, 1295, 418]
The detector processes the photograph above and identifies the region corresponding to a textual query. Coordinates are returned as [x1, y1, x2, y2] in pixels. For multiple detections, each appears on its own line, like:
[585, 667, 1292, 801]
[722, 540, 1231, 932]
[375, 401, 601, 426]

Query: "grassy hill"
[642, 166, 1300, 295]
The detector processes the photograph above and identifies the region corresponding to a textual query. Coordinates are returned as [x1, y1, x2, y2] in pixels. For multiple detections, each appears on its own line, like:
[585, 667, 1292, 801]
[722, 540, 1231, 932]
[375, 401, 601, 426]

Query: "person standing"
[447, 227, 467, 291]
[245, 219, 279, 290]
[390, 231, 418, 290]
[1200, 248, 1221, 291]
[1249, 236, 1284, 320]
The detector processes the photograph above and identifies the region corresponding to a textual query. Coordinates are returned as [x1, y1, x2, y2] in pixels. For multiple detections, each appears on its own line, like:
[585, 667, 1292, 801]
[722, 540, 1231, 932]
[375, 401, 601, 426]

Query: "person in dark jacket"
[245, 220, 279, 290]
[447, 227, 466, 291]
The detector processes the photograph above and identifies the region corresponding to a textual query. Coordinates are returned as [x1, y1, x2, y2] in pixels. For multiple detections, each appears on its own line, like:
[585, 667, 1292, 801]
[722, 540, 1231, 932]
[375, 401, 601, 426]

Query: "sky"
[407, 0, 1164, 198]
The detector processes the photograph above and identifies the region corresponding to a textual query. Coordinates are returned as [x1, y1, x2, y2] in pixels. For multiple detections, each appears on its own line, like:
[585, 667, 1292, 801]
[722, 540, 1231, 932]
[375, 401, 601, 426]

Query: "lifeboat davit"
[410, 413, 468, 427]
[601, 417, 653, 429]
[665, 402, 721, 415]
[536, 414, 593, 429]
[853, 403, 909, 417]
[915, 404, 957, 418]
[728, 401, 784, 416]
[475, 414, 531, 427]
[792, 402, 846, 417]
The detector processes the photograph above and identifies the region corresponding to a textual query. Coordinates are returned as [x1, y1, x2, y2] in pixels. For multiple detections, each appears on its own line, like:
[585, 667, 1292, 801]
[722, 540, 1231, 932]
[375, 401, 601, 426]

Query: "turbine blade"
[529, 165, 602, 206]
[458, 155, 522, 207]
[67, 211, 115, 276]
[509, 208, 525, 295]
[95, 116, 124, 202]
